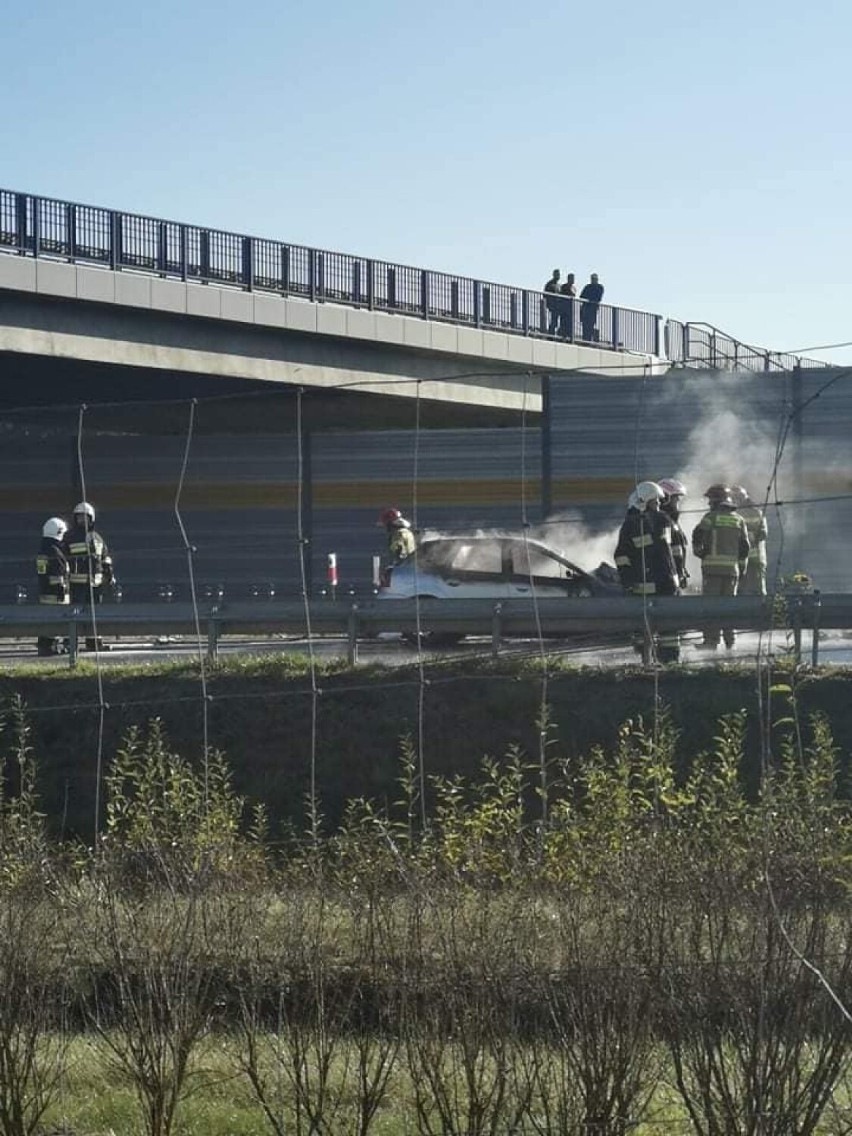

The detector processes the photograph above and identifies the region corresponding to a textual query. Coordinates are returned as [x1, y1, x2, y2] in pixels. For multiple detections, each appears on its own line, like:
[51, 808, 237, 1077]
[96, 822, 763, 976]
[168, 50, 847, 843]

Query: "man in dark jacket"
[36, 516, 69, 656]
[579, 273, 604, 342]
[543, 269, 561, 335]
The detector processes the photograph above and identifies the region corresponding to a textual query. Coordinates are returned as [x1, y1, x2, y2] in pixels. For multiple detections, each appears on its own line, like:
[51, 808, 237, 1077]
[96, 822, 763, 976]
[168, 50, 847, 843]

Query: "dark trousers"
[70, 584, 104, 650]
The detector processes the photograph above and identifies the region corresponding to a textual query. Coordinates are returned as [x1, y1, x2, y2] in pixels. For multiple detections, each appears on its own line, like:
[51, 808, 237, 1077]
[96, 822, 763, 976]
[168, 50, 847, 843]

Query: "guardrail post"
[207, 615, 220, 662]
[352, 261, 362, 305]
[308, 251, 316, 301]
[366, 260, 374, 310]
[654, 315, 661, 357]
[811, 590, 821, 666]
[473, 282, 482, 327]
[387, 266, 396, 308]
[420, 270, 429, 318]
[509, 293, 519, 329]
[67, 203, 77, 261]
[611, 306, 620, 350]
[241, 236, 254, 291]
[450, 280, 459, 320]
[521, 290, 530, 334]
[481, 285, 491, 325]
[67, 620, 78, 668]
[15, 194, 28, 253]
[281, 245, 290, 294]
[792, 597, 803, 665]
[179, 225, 188, 281]
[316, 252, 325, 300]
[491, 602, 502, 656]
[199, 230, 210, 281]
[110, 210, 121, 270]
[157, 223, 168, 275]
[347, 603, 360, 665]
[31, 197, 40, 258]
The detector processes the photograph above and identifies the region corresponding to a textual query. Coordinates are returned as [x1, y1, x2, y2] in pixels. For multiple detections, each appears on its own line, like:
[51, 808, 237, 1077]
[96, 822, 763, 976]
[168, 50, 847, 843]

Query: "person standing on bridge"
[692, 484, 750, 650]
[35, 516, 70, 657]
[579, 273, 604, 342]
[543, 269, 562, 336]
[63, 501, 115, 651]
[558, 272, 577, 339]
[730, 485, 768, 595]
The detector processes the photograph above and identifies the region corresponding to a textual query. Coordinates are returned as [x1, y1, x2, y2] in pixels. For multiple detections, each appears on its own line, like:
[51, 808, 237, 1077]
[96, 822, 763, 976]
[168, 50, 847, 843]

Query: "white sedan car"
[377, 534, 620, 602]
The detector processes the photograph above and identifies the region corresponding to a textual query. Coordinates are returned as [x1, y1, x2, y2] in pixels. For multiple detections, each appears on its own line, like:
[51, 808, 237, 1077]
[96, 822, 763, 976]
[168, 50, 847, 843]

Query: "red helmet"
[379, 507, 402, 525]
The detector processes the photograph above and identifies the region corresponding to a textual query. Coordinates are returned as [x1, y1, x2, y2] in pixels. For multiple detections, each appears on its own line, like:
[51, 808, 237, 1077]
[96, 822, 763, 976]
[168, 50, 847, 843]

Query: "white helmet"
[73, 501, 95, 522]
[658, 477, 687, 499]
[634, 480, 665, 512]
[42, 517, 67, 540]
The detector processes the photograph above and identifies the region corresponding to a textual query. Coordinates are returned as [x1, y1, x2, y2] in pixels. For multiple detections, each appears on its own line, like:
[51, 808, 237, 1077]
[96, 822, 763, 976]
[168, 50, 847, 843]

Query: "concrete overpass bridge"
[0, 188, 840, 607]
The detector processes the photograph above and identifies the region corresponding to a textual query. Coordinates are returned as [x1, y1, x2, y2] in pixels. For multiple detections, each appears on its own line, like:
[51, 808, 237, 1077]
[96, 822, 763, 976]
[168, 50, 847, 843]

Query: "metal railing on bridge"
[0, 188, 828, 373]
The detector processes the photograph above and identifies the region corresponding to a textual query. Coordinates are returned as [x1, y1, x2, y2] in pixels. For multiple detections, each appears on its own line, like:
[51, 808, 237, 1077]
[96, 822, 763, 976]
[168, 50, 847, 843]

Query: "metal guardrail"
[1, 592, 838, 667]
[0, 187, 710, 363]
[0, 188, 829, 372]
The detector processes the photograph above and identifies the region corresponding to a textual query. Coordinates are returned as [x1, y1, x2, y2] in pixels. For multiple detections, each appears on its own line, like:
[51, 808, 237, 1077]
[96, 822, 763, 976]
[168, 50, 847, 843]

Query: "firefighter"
[692, 484, 750, 649]
[614, 481, 680, 662]
[63, 501, 115, 651]
[36, 516, 69, 656]
[378, 508, 416, 565]
[730, 484, 768, 595]
[658, 477, 689, 590]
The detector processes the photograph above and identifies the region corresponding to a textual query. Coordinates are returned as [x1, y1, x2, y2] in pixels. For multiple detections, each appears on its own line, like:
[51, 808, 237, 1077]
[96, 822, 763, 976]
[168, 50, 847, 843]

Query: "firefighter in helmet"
[63, 501, 115, 651]
[35, 516, 70, 656]
[378, 507, 416, 565]
[729, 484, 768, 596]
[615, 481, 680, 662]
[691, 484, 750, 649]
[658, 478, 689, 591]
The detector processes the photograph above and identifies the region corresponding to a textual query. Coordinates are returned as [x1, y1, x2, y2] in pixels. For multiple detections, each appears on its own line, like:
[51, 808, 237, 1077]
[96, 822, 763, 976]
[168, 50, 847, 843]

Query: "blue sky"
[2, 0, 849, 360]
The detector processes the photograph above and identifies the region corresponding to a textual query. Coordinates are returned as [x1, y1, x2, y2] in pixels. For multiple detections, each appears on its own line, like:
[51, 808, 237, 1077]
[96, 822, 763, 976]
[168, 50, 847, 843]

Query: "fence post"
[67, 203, 77, 261]
[14, 193, 28, 253]
[316, 252, 325, 300]
[157, 223, 168, 275]
[366, 259, 374, 310]
[352, 260, 362, 305]
[481, 285, 491, 325]
[387, 266, 396, 309]
[420, 269, 429, 318]
[510, 292, 519, 329]
[473, 281, 481, 327]
[522, 290, 530, 334]
[491, 602, 502, 656]
[110, 211, 121, 271]
[347, 603, 360, 665]
[31, 196, 40, 258]
[199, 230, 210, 282]
[611, 306, 619, 350]
[241, 236, 254, 291]
[450, 280, 459, 320]
[281, 245, 290, 294]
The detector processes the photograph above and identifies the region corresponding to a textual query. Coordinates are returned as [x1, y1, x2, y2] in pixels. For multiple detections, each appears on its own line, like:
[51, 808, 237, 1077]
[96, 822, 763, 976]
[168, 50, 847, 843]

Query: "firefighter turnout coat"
[738, 504, 768, 595]
[614, 508, 678, 596]
[36, 537, 69, 605]
[691, 506, 750, 581]
[63, 522, 114, 600]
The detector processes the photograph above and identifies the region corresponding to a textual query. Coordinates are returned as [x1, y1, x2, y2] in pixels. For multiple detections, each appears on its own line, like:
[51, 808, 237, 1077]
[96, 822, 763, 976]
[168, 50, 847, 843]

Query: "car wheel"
[402, 596, 465, 648]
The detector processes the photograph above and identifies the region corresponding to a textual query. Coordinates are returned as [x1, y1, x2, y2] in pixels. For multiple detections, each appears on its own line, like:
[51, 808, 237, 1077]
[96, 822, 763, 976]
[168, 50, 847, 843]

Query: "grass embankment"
[1, 704, 852, 1136]
[2, 652, 852, 839]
